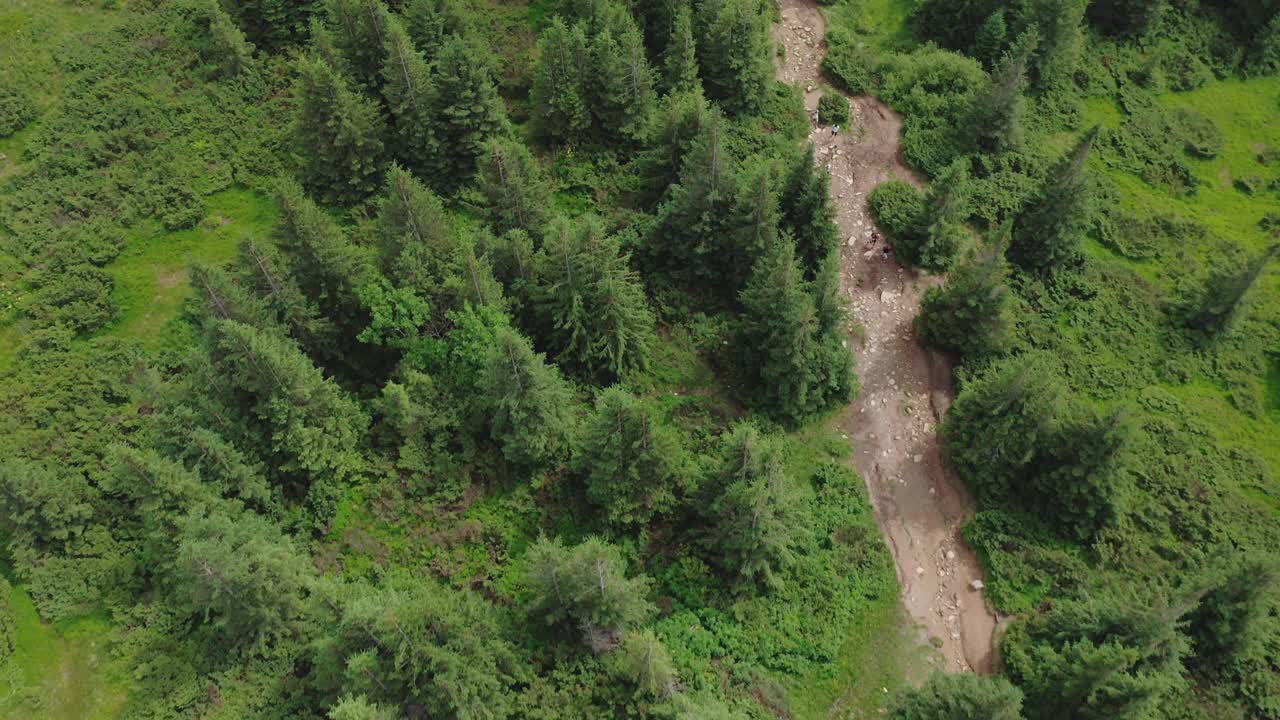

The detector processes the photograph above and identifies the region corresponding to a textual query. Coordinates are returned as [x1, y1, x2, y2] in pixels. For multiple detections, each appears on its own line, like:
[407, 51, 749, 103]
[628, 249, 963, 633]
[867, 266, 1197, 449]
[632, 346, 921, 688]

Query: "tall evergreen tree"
[444, 234, 506, 310]
[479, 328, 576, 467]
[533, 215, 655, 379]
[1038, 407, 1133, 540]
[696, 0, 772, 115]
[380, 19, 437, 179]
[737, 236, 851, 424]
[236, 237, 339, 358]
[475, 138, 553, 237]
[664, 3, 700, 92]
[704, 424, 803, 591]
[1008, 126, 1098, 272]
[313, 574, 526, 720]
[293, 55, 386, 204]
[620, 630, 678, 699]
[402, 0, 467, 61]
[641, 89, 713, 200]
[427, 35, 509, 193]
[730, 158, 781, 287]
[967, 32, 1035, 154]
[209, 320, 368, 512]
[274, 179, 378, 352]
[523, 535, 655, 638]
[530, 19, 591, 142]
[203, 0, 254, 78]
[655, 110, 738, 281]
[889, 672, 1024, 720]
[913, 159, 972, 272]
[1024, 0, 1087, 91]
[1182, 243, 1278, 339]
[1186, 551, 1279, 670]
[779, 144, 839, 277]
[572, 388, 695, 527]
[588, 23, 658, 144]
[169, 508, 313, 653]
[224, 0, 316, 51]
[325, 0, 392, 92]
[375, 164, 456, 301]
[916, 240, 1015, 357]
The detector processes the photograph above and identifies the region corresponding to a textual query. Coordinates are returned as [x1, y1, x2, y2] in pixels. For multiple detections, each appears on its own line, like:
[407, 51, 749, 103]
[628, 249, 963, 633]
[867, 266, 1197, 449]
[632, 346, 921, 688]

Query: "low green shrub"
[817, 91, 849, 126]
[0, 84, 37, 137]
[868, 180, 924, 238]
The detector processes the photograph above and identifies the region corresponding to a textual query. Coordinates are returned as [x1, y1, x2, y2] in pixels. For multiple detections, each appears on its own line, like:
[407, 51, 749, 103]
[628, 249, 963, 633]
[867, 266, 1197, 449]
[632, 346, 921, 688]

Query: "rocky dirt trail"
[776, 0, 998, 674]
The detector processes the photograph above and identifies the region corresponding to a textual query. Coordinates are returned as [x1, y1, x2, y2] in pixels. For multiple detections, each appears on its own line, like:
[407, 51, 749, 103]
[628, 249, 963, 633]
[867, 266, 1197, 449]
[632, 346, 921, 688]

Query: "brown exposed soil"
[776, 0, 999, 674]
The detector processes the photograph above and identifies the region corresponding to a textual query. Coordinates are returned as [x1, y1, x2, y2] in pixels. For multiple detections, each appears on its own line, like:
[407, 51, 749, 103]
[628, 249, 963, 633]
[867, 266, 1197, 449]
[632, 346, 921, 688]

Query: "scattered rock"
[970, 580, 985, 591]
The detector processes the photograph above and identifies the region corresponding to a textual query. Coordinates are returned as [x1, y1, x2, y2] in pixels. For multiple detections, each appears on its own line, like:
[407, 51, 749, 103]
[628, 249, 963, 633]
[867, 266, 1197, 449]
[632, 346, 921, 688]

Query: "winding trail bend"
[775, 0, 999, 674]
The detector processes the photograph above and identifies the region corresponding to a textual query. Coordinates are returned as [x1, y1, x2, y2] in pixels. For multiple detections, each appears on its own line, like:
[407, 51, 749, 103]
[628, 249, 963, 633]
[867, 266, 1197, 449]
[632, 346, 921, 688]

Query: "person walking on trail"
[832, 124, 840, 137]
[812, 109, 819, 125]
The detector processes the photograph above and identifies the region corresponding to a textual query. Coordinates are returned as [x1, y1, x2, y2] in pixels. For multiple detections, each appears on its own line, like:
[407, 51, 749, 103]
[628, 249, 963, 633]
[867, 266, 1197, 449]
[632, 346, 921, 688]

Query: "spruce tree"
[737, 236, 850, 424]
[696, 0, 772, 115]
[236, 237, 338, 358]
[209, 320, 368, 511]
[530, 19, 591, 142]
[380, 19, 437, 179]
[656, 110, 738, 281]
[573, 388, 695, 527]
[223, 0, 315, 51]
[779, 144, 840, 277]
[325, 0, 392, 92]
[274, 179, 378, 349]
[375, 164, 456, 299]
[730, 158, 781, 287]
[1182, 243, 1278, 339]
[293, 55, 386, 204]
[475, 138, 553, 237]
[916, 240, 1015, 357]
[402, 0, 467, 62]
[314, 574, 525, 720]
[1024, 0, 1087, 92]
[641, 89, 713, 200]
[620, 630, 678, 699]
[204, 1, 254, 78]
[1008, 126, 1098, 272]
[913, 158, 972, 272]
[889, 672, 1024, 720]
[479, 327, 575, 467]
[704, 424, 803, 591]
[533, 215, 655, 380]
[967, 32, 1035, 154]
[664, 3, 700, 92]
[1186, 552, 1279, 670]
[588, 22, 657, 144]
[523, 535, 655, 637]
[1038, 408, 1133, 539]
[170, 508, 313, 653]
[444, 234, 506, 310]
[427, 35, 509, 193]
[328, 695, 397, 720]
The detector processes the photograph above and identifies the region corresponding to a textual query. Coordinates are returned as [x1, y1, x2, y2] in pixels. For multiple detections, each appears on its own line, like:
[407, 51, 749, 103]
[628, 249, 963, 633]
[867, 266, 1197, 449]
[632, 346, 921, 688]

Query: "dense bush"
[868, 180, 925, 238]
[0, 84, 36, 137]
[817, 91, 849, 126]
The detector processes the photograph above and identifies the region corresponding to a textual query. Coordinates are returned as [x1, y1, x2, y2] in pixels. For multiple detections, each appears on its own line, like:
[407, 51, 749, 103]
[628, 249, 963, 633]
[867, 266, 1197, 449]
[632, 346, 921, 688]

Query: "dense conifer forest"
[0, 0, 1275, 718]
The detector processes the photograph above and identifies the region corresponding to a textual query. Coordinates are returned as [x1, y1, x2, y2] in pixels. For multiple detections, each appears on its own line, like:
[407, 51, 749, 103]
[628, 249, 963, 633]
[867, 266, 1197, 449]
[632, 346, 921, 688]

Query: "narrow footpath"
[775, 0, 999, 673]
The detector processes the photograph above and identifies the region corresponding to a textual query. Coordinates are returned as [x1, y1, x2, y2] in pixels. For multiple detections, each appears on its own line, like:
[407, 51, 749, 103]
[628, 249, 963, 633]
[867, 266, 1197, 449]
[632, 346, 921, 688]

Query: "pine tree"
[737, 237, 845, 425]
[916, 240, 1015, 357]
[620, 630, 678, 699]
[236, 237, 339, 358]
[204, 0, 254, 78]
[1008, 126, 1097, 272]
[530, 19, 591, 142]
[375, 164, 456, 300]
[479, 328, 575, 467]
[444, 234, 506, 310]
[731, 158, 781, 287]
[656, 110, 738, 281]
[664, 3, 700, 92]
[381, 19, 437, 179]
[942, 353, 1067, 505]
[210, 320, 368, 496]
[427, 36, 509, 193]
[779, 144, 839, 277]
[274, 179, 378, 351]
[1024, 0, 1087, 92]
[223, 0, 315, 51]
[1186, 551, 1279, 670]
[889, 672, 1024, 720]
[293, 55, 386, 204]
[704, 424, 803, 591]
[169, 508, 313, 653]
[402, 0, 467, 62]
[640, 89, 713, 200]
[587, 17, 657, 144]
[913, 159, 972, 272]
[314, 574, 525, 720]
[696, 0, 772, 115]
[475, 138, 553, 237]
[533, 215, 655, 379]
[523, 535, 655, 637]
[967, 31, 1035, 154]
[573, 388, 694, 527]
[1038, 408, 1133, 539]
[325, 0, 392, 92]
[1182, 243, 1278, 339]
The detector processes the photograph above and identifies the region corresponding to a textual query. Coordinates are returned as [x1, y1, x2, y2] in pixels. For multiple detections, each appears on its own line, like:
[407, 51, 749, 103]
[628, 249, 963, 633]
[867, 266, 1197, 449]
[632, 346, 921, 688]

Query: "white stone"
[970, 580, 985, 591]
